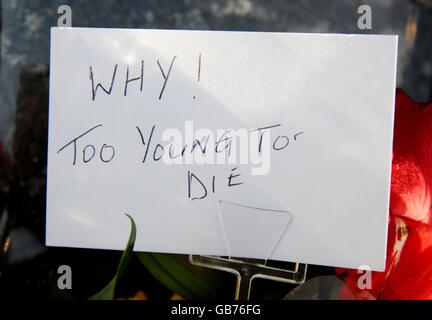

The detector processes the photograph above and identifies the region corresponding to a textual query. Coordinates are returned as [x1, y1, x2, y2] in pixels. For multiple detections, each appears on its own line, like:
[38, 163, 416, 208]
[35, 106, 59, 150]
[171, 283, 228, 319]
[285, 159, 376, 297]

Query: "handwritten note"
[47, 28, 398, 271]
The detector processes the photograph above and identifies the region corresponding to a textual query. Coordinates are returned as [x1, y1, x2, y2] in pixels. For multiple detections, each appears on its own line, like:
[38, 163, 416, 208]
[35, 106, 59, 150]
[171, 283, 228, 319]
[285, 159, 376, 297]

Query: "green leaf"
[89, 213, 136, 300]
[284, 275, 344, 300]
[136, 253, 227, 299]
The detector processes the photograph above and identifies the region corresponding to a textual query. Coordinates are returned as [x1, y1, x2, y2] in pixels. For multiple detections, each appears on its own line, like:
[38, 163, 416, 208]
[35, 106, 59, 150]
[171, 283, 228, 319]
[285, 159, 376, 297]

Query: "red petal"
[338, 216, 408, 299]
[382, 223, 432, 299]
[390, 89, 432, 225]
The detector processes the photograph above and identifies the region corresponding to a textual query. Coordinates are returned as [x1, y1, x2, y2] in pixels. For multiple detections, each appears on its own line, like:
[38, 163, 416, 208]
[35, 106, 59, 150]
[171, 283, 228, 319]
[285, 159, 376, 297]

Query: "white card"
[47, 27, 398, 271]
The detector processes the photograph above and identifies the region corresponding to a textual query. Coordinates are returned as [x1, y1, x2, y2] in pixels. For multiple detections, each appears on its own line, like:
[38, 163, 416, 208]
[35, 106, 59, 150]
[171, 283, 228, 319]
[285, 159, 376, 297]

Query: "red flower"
[391, 89, 432, 226]
[337, 89, 432, 300]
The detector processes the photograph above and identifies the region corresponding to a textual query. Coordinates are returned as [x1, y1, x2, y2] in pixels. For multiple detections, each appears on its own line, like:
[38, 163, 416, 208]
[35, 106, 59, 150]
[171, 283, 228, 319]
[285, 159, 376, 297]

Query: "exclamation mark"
[193, 53, 201, 100]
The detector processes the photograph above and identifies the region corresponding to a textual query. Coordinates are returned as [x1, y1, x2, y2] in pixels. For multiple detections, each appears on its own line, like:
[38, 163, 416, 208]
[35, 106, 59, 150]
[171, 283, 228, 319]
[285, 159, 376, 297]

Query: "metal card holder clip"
[189, 200, 308, 300]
